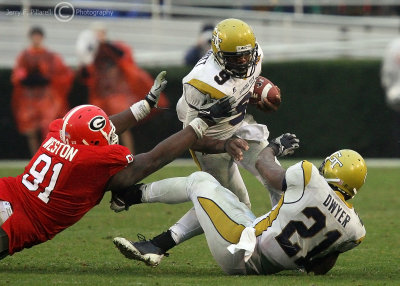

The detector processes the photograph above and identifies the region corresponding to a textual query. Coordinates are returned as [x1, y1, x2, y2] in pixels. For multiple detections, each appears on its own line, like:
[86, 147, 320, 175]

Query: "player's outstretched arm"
[191, 136, 249, 161]
[109, 126, 199, 190]
[109, 71, 167, 134]
[256, 133, 300, 191]
[108, 97, 234, 190]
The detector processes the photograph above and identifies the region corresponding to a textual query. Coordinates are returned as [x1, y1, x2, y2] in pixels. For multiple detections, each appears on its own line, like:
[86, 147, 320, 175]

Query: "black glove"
[198, 96, 234, 126]
[268, 133, 300, 157]
[110, 183, 144, 213]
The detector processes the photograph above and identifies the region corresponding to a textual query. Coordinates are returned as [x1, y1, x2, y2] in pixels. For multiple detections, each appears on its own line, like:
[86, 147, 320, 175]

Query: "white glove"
[145, 71, 167, 107]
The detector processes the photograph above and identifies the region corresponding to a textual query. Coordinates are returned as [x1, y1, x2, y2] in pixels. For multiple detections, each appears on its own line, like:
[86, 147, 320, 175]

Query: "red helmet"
[60, 105, 118, 146]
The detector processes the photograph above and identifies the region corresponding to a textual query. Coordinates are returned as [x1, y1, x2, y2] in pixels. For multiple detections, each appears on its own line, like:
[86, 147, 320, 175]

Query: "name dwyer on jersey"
[323, 194, 351, 228]
[42, 137, 78, 162]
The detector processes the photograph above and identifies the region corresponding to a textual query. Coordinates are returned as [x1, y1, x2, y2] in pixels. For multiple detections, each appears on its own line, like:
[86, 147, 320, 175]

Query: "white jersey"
[247, 161, 366, 274]
[176, 47, 263, 139]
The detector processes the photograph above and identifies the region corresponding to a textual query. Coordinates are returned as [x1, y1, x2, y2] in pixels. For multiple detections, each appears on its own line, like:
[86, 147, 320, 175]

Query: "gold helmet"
[319, 149, 367, 199]
[211, 18, 258, 78]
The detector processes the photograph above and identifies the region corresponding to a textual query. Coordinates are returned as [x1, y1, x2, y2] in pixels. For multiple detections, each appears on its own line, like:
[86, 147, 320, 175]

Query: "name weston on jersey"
[42, 137, 78, 162]
[323, 194, 351, 228]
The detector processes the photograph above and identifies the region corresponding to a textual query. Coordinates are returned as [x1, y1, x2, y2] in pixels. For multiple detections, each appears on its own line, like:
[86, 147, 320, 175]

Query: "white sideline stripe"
[1, 158, 400, 169]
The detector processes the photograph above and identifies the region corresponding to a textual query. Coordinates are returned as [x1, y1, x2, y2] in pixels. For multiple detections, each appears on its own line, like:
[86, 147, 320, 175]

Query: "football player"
[166, 18, 283, 249]
[0, 71, 241, 260]
[113, 134, 367, 275]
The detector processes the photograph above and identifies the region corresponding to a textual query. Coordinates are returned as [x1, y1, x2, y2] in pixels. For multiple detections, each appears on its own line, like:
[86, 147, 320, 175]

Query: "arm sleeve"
[284, 161, 319, 202]
[182, 83, 209, 127]
[337, 234, 365, 253]
[337, 219, 366, 253]
[285, 161, 307, 190]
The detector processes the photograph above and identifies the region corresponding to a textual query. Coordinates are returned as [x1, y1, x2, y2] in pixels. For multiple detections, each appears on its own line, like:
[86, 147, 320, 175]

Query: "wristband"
[188, 118, 209, 139]
[145, 92, 157, 107]
[130, 100, 151, 121]
[267, 142, 280, 156]
[223, 138, 231, 152]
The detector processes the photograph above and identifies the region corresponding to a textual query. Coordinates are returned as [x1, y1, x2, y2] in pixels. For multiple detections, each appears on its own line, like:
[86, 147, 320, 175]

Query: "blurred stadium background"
[1, 0, 400, 160]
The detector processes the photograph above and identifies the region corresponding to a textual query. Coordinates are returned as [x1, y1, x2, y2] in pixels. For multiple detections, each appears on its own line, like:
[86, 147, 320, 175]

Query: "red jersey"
[0, 119, 133, 254]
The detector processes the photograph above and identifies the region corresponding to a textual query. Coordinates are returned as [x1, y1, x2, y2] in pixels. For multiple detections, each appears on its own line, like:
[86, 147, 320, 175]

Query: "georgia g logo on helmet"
[89, 116, 106, 131]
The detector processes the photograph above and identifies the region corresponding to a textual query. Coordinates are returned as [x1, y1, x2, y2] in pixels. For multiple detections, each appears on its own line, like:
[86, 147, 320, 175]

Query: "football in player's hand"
[249, 76, 281, 112]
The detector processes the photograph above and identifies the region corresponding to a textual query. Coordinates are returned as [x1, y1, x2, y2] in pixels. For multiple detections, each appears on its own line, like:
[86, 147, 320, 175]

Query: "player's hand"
[110, 193, 129, 212]
[256, 98, 279, 112]
[256, 86, 281, 113]
[225, 138, 249, 161]
[198, 96, 235, 126]
[145, 71, 167, 107]
[304, 251, 339, 275]
[268, 133, 299, 157]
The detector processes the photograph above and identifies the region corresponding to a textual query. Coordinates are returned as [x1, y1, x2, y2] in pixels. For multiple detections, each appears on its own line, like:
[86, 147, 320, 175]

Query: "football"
[249, 76, 281, 108]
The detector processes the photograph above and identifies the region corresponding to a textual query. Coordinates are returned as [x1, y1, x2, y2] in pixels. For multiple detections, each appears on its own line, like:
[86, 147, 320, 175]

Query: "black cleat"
[113, 235, 167, 267]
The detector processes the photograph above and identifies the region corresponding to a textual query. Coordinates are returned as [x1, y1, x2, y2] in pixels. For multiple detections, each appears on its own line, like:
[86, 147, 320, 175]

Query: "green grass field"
[0, 162, 399, 286]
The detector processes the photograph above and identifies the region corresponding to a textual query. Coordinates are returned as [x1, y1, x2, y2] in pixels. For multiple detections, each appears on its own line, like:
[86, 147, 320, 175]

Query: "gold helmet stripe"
[188, 79, 227, 99]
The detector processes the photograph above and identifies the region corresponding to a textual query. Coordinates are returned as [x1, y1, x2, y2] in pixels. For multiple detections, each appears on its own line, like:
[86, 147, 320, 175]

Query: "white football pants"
[164, 122, 282, 245]
[141, 172, 255, 275]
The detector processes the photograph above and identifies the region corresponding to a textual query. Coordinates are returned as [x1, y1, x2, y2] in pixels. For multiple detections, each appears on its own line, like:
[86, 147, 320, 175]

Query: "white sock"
[169, 208, 203, 244]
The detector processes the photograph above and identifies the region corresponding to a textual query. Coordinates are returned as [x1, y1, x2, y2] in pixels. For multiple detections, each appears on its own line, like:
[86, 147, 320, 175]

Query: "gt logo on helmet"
[212, 30, 222, 50]
[328, 151, 343, 168]
[89, 116, 106, 131]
